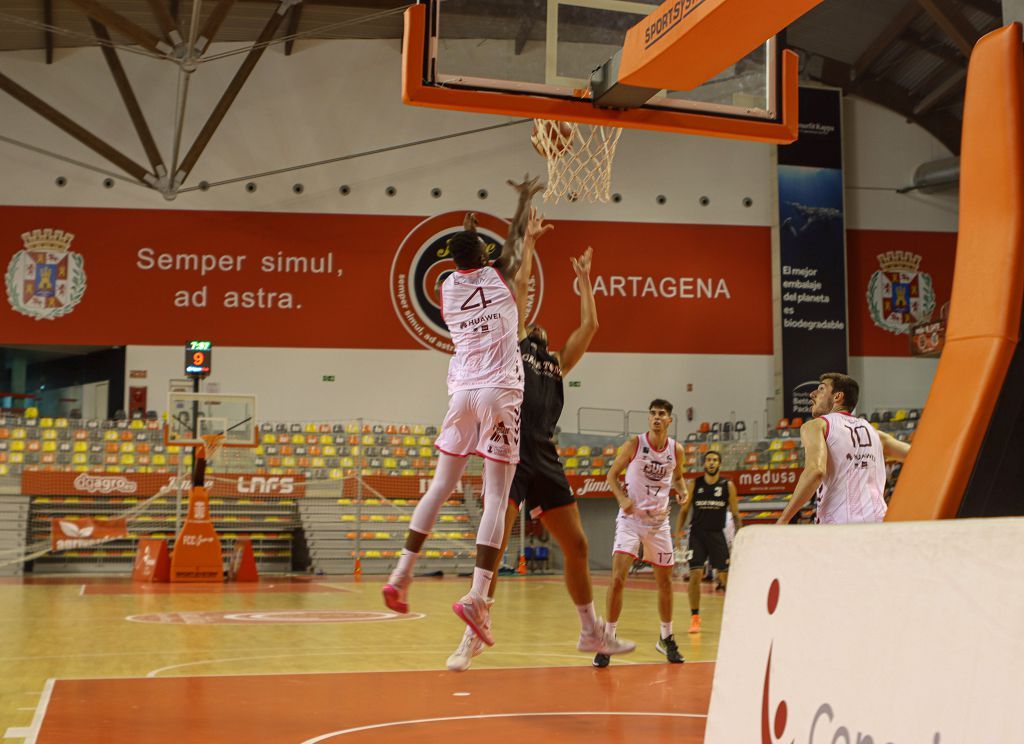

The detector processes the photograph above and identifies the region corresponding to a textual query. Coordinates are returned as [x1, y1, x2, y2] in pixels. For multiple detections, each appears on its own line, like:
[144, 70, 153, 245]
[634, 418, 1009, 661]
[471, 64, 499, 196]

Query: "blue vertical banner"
[778, 87, 848, 419]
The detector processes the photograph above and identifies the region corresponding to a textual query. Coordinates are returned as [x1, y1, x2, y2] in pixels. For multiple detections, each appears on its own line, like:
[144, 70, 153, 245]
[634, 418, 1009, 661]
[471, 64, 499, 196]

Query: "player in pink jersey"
[595, 399, 687, 667]
[777, 372, 911, 525]
[383, 177, 551, 647]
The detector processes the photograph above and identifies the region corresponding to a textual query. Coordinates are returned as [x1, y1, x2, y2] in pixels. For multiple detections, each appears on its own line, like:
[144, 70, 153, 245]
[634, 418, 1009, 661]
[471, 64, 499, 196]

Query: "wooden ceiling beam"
[43, 0, 54, 64]
[912, 66, 967, 115]
[853, 1, 922, 79]
[174, 1, 297, 188]
[915, 0, 982, 57]
[66, 0, 174, 56]
[816, 54, 962, 154]
[194, 0, 237, 57]
[0, 70, 154, 184]
[146, 0, 185, 54]
[89, 19, 166, 178]
[284, 2, 303, 55]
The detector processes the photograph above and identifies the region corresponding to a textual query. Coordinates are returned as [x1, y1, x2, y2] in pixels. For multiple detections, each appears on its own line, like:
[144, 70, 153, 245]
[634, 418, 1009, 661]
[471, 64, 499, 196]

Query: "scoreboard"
[185, 340, 212, 377]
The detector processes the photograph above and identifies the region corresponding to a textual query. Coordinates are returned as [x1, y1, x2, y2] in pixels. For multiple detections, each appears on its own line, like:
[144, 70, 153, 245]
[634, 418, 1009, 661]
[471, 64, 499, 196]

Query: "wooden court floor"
[0, 573, 726, 743]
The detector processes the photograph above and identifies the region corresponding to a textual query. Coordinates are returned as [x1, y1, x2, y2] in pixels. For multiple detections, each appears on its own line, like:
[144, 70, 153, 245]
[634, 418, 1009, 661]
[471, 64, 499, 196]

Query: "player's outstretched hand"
[463, 211, 478, 232]
[570, 246, 593, 280]
[525, 206, 554, 243]
[508, 174, 545, 200]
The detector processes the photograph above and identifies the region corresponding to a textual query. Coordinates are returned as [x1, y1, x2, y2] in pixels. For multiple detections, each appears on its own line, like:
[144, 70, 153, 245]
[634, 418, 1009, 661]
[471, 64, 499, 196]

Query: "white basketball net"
[533, 119, 622, 204]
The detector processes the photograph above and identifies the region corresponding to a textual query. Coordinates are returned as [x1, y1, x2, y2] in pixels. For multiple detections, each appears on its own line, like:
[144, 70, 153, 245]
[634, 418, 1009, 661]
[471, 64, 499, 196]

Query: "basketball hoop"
[531, 118, 622, 204]
[198, 433, 226, 465]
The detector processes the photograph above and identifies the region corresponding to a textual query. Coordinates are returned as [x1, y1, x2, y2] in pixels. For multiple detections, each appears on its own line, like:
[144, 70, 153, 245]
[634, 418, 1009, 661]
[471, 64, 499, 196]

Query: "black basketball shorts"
[509, 439, 575, 518]
[687, 527, 730, 571]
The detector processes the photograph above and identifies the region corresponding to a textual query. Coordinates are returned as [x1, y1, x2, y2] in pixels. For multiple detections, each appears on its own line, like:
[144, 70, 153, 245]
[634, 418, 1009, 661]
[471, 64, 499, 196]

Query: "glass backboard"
[165, 393, 257, 447]
[426, 0, 779, 121]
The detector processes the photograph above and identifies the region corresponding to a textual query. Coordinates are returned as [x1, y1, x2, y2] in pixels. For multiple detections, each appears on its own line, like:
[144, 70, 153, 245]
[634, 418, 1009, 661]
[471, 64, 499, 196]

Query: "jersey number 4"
[460, 287, 493, 311]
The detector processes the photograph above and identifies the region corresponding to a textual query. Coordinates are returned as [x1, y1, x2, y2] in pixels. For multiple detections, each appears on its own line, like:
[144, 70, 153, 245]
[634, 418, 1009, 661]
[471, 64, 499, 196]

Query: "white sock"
[661, 621, 673, 639]
[471, 567, 494, 598]
[393, 548, 418, 580]
[576, 602, 598, 634]
[606, 621, 618, 638]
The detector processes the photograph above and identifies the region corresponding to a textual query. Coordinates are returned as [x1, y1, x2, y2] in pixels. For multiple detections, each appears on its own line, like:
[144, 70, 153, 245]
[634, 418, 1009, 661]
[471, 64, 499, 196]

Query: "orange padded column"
[617, 0, 823, 91]
[887, 23, 1024, 521]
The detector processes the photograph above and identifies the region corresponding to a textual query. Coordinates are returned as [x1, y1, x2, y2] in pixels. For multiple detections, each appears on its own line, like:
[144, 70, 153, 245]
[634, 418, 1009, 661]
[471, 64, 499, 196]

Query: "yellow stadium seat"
[768, 439, 783, 450]
[10, 441, 24, 452]
[12, 429, 26, 439]
[130, 420, 144, 429]
[42, 429, 57, 440]
[345, 423, 360, 434]
[55, 418, 68, 428]
[262, 433, 276, 444]
[72, 454, 87, 465]
[42, 441, 57, 452]
[320, 434, 333, 444]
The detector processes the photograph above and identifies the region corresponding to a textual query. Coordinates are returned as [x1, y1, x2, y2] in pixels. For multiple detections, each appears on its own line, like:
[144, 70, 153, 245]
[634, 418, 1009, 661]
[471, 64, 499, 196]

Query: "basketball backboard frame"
[402, 1, 801, 143]
[164, 392, 258, 448]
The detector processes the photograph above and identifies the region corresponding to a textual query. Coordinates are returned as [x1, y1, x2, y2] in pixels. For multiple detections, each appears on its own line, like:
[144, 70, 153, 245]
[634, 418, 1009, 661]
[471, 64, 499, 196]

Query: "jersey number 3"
[460, 287, 493, 311]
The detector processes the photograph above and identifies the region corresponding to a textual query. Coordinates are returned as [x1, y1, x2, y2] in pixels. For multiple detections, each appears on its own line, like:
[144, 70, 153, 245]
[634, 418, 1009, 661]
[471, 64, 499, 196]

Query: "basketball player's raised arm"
[606, 437, 639, 515]
[555, 246, 597, 375]
[515, 208, 553, 339]
[878, 430, 911, 462]
[776, 418, 828, 525]
[728, 480, 743, 530]
[495, 174, 544, 284]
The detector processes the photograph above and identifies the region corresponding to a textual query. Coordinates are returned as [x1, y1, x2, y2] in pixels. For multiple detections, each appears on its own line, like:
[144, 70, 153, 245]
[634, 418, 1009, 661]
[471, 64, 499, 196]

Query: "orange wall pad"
[887, 23, 1024, 520]
[35, 665, 714, 744]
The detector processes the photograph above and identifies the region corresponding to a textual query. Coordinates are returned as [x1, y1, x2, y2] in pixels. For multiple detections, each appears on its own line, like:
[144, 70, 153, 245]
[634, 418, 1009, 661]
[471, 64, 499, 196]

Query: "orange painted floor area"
[2, 575, 727, 743]
[36, 664, 713, 744]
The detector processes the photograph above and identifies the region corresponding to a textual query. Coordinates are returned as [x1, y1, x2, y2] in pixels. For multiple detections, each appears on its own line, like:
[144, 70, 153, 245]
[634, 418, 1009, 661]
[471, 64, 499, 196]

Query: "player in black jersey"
[674, 450, 743, 633]
[447, 234, 635, 671]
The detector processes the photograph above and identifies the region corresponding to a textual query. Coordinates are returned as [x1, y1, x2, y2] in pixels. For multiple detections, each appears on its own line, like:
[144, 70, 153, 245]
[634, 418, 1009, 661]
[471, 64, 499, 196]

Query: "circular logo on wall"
[5, 228, 87, 320]
[390, 211, 543, 354]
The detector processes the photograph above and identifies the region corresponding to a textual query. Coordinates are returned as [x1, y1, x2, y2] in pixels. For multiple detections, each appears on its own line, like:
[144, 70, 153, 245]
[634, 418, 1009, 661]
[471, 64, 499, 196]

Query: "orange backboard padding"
[401, 4, 799, 144]
[887, 23, 1024, 521]
[617, 0, 823, 91]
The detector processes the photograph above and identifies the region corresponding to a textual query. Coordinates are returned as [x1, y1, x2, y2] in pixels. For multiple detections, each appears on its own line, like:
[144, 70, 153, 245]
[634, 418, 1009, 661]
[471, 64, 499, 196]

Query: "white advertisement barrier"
[705, 518, 1024, 743]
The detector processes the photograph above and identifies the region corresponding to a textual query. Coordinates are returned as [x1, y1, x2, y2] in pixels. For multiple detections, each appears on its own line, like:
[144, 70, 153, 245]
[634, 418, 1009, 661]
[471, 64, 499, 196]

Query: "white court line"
[1, 639, 582, 662]
[300, 711, 710, 743]
[146, 649, 643, 677]
[3, 678, 54, 744]
[78, 585, 85, 597]
[34, 658, 712, 684]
